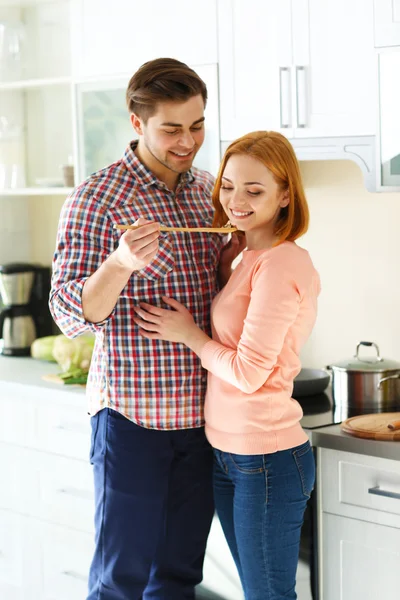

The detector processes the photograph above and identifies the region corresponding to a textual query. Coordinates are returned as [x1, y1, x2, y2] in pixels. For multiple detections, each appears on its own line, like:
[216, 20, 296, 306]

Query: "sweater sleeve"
[200, 259, 301, 394]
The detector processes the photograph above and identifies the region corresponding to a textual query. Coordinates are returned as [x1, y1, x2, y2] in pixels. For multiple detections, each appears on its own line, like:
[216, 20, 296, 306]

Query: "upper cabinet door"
[76, 0, 218, 78]
[374, 0, 400, 47]
[217, 0, 293, 141]
[292, 0, 376, 138]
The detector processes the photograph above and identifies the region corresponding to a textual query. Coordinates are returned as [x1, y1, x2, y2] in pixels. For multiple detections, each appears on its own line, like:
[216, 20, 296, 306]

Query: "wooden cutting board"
[41, 374, 85, 387]
[341, 412, 400, 441]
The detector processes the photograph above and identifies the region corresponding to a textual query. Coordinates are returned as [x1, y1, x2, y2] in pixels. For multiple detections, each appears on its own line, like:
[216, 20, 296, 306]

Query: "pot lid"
[329, 341, 400, 373]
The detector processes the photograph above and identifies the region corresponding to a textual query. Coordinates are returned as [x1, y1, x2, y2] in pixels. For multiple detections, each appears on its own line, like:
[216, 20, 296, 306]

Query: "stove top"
[296, 387, 399, 429]
[297, 388, 343, 430]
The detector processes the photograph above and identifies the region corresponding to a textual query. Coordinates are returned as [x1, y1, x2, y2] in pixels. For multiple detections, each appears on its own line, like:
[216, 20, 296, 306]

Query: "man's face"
[132, 94, 205, 175]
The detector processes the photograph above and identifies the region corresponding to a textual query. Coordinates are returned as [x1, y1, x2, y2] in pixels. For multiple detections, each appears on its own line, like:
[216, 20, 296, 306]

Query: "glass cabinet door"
[76, 78, 132, 181]
[378, 49, 400, 188]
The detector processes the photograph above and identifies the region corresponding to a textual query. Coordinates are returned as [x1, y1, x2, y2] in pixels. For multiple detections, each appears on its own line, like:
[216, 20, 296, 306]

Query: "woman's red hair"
[212, 131, 309, 242]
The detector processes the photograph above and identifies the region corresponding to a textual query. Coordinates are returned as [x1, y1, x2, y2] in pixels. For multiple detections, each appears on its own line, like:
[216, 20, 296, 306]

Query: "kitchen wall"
[26, 157, 400, 367]
[299, 159, 400, 368]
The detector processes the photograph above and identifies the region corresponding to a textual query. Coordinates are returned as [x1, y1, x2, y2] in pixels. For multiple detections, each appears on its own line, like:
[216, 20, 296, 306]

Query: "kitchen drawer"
[0, 393, 36, 447]
[40, 522, 93, 600]
[34, 401, 91, 460]
[38, 452, 94, 532]
[0, 444, 39, 514]
[0, 444, 94, 531]
[319, 448, 400, 528]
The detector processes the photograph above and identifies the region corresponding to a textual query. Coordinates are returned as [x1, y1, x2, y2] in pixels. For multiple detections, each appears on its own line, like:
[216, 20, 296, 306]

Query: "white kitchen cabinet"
[217, 0, 292, 140]
[0, 357, 241, 600]
[321, 513, 400, 600]
[0, 510, 39, 600]
[39, 522, 94, 600]
[0, 0, 75, 197]
[377, 48, 400, 189]
[292, 0, 376, 138]
[373, 0, 400, 47]
[76, 0, 218, 79]
[218, 0, 376, 141]
[318, 448, 400, 599]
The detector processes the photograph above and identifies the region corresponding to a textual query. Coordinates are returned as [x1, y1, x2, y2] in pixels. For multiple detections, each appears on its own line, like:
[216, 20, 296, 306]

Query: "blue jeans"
[213, 440, 315, 600]
[87, 408, 214, 600]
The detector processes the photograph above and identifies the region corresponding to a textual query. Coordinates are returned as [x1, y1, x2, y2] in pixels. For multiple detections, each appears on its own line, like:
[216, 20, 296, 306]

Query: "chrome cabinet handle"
[295, 66, 307, 128]
[279, 67, 291, 128]
[368, 486, 400, 501]
[56, 422, 87, 434]
[62, 570, 87, 581]
[58, 487, 92, 500]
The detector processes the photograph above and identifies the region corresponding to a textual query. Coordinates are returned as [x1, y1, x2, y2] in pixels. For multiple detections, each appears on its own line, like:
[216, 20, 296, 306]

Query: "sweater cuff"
[200, 339, 222, 372]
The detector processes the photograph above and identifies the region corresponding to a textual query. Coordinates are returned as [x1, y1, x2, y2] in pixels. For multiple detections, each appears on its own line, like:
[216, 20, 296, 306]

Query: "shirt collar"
[122, 140, 195, 190]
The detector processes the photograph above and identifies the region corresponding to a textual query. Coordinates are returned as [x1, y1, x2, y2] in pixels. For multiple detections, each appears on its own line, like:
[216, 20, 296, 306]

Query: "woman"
[134, 131, 321, 600]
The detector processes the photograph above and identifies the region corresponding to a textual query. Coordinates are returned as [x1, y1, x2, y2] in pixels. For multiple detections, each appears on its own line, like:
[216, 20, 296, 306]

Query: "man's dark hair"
[126, 57, 207, 121]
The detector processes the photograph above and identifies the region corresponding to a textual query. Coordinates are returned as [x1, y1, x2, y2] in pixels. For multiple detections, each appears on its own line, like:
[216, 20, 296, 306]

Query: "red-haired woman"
[135, 131, 320, 600]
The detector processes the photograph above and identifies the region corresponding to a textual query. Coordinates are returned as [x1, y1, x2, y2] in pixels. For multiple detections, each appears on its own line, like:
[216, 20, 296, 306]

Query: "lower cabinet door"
[40, 522, 94, 600]
[0, 510, 40, 600]
[322, 513, 400, 600]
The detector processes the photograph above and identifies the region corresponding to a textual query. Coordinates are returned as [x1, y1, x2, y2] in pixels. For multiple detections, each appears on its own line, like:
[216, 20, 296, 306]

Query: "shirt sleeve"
[49, 187, 115, 338]
[200, 259, 301, 394]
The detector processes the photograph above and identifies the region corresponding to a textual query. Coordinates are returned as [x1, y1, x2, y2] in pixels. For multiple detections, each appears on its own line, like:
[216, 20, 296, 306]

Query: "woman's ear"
[280, 190, 290, 208]
[130, 113, 143, 136]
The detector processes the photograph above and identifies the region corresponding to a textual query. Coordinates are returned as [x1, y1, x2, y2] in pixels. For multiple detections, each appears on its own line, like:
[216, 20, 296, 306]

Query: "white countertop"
[0, 355, 85, 398]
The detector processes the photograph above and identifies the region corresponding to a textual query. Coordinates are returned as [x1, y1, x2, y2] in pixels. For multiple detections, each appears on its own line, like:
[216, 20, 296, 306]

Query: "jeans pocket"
[229, 453, 265, 474]
[292, 441, 315, 498]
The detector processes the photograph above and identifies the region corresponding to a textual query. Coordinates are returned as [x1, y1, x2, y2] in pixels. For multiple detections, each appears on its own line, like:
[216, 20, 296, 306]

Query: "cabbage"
[52, 334, 95, 373]
[31, 336, 58, 362]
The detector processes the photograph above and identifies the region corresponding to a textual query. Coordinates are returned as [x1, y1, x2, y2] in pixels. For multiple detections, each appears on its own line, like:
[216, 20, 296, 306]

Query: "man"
[50, 58, 240, 600]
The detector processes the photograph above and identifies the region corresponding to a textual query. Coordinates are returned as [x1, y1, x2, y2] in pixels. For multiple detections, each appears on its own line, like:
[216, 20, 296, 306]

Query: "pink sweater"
[201, 241, 321, 455]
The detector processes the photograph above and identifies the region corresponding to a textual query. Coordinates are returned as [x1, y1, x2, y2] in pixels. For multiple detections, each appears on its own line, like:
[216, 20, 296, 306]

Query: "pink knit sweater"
[201, 241, 321, 455]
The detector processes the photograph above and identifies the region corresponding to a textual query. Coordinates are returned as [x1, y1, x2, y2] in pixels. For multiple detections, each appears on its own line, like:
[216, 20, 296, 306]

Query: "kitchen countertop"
[0, 355, 85, 397]
[309, 423, 400, 461]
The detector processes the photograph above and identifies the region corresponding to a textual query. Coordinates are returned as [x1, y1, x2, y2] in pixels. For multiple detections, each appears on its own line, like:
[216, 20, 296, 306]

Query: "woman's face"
[219, 154, 289, 233]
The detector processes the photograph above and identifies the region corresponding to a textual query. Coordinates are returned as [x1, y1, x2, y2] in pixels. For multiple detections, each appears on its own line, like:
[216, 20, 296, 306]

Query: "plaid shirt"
[50, 142, 224, 430]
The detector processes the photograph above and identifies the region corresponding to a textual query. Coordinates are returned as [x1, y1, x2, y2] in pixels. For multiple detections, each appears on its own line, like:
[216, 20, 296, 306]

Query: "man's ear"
[280, 190, 290, 208]
[130, 113, 143, 136]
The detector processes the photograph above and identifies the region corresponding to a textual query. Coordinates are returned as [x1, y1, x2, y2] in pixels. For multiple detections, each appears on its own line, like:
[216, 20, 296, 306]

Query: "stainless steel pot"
[327, 341, 400, 413]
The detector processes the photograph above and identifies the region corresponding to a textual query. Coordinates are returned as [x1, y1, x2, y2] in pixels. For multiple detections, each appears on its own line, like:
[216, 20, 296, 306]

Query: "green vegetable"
[58, 366, 89, 385]
[31, 336, 58, 362]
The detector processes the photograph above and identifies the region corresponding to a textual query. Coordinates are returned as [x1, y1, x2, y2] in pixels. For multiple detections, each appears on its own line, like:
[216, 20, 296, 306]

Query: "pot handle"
[355, 341, 382, 363]
[377, 374, 400, 389]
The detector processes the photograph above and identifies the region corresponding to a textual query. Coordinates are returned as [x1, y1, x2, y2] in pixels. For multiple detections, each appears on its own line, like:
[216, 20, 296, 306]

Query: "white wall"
[299, 159, 400, 368]
[27, 158, 400, 368]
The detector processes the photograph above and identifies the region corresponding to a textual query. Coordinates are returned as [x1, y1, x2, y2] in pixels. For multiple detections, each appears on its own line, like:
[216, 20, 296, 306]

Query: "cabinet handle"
[58, 487, 92, 500]
[56, 422, 87, 434]
[279, 67, 291, 128]
[62, 570, 87, 581]
[295, 66, 307, 128]
[368, 486, 400, 500]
